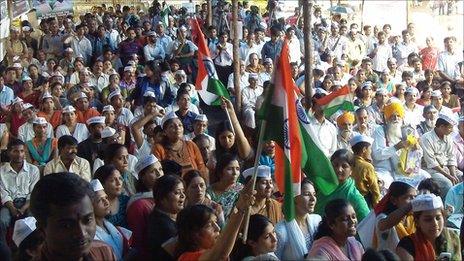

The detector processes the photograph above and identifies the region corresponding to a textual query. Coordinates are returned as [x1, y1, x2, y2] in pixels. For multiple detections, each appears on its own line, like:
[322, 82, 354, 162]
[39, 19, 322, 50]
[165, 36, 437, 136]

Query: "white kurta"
[241, 85, 263, 129]
[18, 122, 54, 142]
[55, 123, 89, 144]
[308, 117, 337, 157]
[403, 103, 424, 128]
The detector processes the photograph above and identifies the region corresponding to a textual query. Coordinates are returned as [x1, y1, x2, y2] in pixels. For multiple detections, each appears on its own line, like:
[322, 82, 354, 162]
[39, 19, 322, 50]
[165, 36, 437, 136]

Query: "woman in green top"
[315, 149, 370, 221]
[101, 73, 127, 104]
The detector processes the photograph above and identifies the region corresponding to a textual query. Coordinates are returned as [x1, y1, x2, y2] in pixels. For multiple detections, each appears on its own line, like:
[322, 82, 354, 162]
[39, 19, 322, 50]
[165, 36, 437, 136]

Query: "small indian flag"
[316, 86, 354, 118]
[190, 18, 230, 105]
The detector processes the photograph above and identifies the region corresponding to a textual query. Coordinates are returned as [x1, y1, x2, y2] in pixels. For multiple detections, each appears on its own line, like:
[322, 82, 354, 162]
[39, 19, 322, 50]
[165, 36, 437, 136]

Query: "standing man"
[437, 36, 461, 84]
[67, 24, 93, 65]
[44, 135, 92, 181]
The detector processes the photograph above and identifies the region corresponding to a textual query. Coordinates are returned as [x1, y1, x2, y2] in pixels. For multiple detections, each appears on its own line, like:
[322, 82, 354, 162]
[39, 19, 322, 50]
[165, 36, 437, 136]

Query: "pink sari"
[308, 236, 364, 260]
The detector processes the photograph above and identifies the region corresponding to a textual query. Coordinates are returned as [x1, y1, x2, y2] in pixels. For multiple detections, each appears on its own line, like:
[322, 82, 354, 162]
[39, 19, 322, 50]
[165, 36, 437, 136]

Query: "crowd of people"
[0, 1, 463, 260]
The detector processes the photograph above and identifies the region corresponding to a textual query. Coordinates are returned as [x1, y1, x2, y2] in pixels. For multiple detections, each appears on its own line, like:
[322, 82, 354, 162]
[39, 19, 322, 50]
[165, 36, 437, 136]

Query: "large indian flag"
[258, 41, 303, 221]
[191, 18, 230, 106]
[316, 86, 354, 117]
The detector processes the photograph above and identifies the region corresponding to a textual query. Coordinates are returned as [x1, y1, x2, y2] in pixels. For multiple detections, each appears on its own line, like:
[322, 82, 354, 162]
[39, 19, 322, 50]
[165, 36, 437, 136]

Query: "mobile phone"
[438, 252, 451, 260]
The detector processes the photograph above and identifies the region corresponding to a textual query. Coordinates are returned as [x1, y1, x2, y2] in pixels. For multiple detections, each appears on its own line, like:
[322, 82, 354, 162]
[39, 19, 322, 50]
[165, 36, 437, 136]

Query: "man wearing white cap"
[227, 60, 250, 99]
[242, 72, 264, 129]
[258, 58, 274, 86]
[242, 165, 283, 224]
[108, 90, 134, 127]
[59, 47, 75, 72]
[44, 135, 91, 181]
[0, 74, 14, 108]
[420, 112, 463, 197]
[77, 116, 106, 167]
[55, 105, 90, 143]
[12, 217, 38, 249]
[453, 116, 464, 171]
[144, 31, 165, 62]
[18, 105, 53, 142]
[431, 90, 454, 115]
[184, 114, 216, 150]
[403, 87, 424, 127]
[417, 105, 439, 136]
[0, 139, 40, 249]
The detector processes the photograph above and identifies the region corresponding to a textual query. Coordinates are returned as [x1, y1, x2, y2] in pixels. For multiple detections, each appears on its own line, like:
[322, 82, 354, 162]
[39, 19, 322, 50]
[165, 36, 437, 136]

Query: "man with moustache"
[371, 100, 426, 188]
[420, 112, 462, 198]
[44, 135, 91, 181]
[416, 105, 438, 136]
[353, 107, 376, 137]
[336, 111, 356, 151]
[30, 173, 116, 260]
[77, 116, 106, 168]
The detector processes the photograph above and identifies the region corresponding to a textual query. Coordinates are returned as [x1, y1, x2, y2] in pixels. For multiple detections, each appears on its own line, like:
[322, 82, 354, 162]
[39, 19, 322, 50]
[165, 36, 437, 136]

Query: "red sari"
[37, 110, 62, 129]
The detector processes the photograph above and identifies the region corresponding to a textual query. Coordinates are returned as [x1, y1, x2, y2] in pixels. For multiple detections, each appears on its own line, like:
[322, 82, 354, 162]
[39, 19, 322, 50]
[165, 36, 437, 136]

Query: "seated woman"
[18, 76, 40, 107]
[101, 73, 127, 104]
[91, 179, 131, 261]
[37, 92, 62, 129]
[243, 165, 283, 225]
[153, 111, 207, 179]
[396, 193, 461, 260]
[358, 181, 417, 252]
[315, 149, 370, 221]
[147, 175, 185, 261]
[126, 155, 164, 260]
[207, 153, 243, 219]
[175, 180, 255, 261]
[308, 199, 364, 260]
[207, 97, 253, 172]
[55, 105, 89, 143]
[275, 178, 321, 260]
[103, 143, 137, 196]
[4, 97, 26, 139]
[184, 170, 225, 228]
[94, 164, 130, 229]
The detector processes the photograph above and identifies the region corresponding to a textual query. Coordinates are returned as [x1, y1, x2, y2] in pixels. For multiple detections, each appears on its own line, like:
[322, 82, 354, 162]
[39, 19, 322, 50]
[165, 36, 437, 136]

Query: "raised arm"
[221, 97, 252, 159]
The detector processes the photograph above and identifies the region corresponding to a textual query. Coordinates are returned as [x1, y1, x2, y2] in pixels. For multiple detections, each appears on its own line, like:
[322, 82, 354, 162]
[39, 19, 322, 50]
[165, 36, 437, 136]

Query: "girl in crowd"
[104, 143, 137, 196]
[207, 97, 253, 172]
[416, 85, 433, 106]
[153, 111, 207, 179]
[396, 193, 461, 260]
[18, 76, 40, 107]
[37, 93, 61, 129]
[440, 81, 461, 109]
[175, 180, 256, 261]
[147, 174, 185, 260]
[91, 179, 130, 261]
[275, 178, 321, 260]
[315, 149, 370, 221]
[101, 73, 127, 103]
[235, 214, 278, 260]
[94, 164, 130, 229]
[358, 181, 416, 252]
[355, 82, 374, 108]
[184, 170, 225, 228]
[308, 199, 364, 260]
[243, 165, 283, 225]
[207, 153, 243, 218]
[55, 105, 89, 143]
[126, 155, 164, 260]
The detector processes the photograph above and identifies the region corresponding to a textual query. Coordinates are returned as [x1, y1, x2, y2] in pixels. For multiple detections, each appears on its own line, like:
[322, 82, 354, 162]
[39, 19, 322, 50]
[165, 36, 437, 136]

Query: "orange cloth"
[153, 140, 208, 181]
[412, 230, 436, 260]
[37, 110, 62, 129]
[336, 111, 355, 127]
[76, 108, 100, 124]
[250, 198, 283, 225]
[178, 250, 204, 261]
[384, 102, 404, 120]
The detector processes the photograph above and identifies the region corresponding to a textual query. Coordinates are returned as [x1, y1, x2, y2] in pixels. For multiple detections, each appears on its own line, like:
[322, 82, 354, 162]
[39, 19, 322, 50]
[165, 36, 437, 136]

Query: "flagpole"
[224, 107, 235, 135]
[241, 120, 267, 244]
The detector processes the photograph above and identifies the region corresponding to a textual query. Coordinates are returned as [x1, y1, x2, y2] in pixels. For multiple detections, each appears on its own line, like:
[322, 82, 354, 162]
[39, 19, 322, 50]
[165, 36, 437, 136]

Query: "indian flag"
[316, 85, 354, 118]
[258, 41, 303, 221]
[191, 18, 230, 106]
[160, 5, 170, 28]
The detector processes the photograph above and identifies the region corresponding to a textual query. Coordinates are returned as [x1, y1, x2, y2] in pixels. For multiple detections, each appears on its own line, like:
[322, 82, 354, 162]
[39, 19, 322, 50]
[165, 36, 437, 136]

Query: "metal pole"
[207, 0, 213, 27]
[303, 0, 313, 108]
[231, 0, 241, 112]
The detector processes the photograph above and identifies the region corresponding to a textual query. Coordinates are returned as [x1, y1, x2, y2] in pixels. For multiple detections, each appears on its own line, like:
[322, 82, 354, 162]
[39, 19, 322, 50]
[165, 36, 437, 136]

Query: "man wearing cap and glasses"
[420, 112, 463, 198]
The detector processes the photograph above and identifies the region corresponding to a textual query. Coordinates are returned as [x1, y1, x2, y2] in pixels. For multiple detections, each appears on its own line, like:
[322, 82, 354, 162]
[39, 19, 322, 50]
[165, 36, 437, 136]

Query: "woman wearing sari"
[275, 178, 321, 260]
[315, 149, 370, 221]
[37, 92, 62, 129]
[308, 199, 364, 260]
[397, 193, 461, 260]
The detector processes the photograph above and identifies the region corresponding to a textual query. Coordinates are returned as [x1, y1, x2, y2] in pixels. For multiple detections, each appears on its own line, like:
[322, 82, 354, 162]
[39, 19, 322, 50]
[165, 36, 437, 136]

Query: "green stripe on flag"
[207, 78, 230, 106]
[323, 100, 355, 118]
[283, 156, 295, 221]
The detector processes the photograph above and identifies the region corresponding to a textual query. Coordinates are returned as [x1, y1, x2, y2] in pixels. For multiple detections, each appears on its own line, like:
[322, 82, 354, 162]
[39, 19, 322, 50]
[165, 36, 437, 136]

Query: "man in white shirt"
[309, 93, 338, 157]
[403, 87, 424, 127]
[227, 61, 249, 99]
[327, 23, 347, 60]
[108, 90, 134, 127]
[396, 30, 418, 67]
[67, 24, 93, 65]
[0, 139, 40, 245]
[286, 27, 302, 64]
[431, 90, 454, 115]
[212, 31, 234, 84]
[371, 31, 393, 73]
[437, 36, 461, 83]
[240, 31, 262, 65]
[89, 60, 109, 92]
[420, 112, 462, 197]
[258, 58, 273, 86]
[336, 111, 356, 151]
[242, 73, 263, 129]
[144, 31, 165, 62]
[44, 135, 91, 181]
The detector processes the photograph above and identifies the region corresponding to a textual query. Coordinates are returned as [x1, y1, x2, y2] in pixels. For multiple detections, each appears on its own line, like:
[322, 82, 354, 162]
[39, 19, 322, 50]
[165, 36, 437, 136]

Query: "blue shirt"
[176, 110, 198, 134]
[261, 40, 282, 62]
[0, 85, 14, 107]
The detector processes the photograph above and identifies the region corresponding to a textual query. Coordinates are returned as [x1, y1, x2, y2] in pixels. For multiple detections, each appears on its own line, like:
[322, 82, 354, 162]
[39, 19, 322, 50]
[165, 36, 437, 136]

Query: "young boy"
[350, 134, 381, 207]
